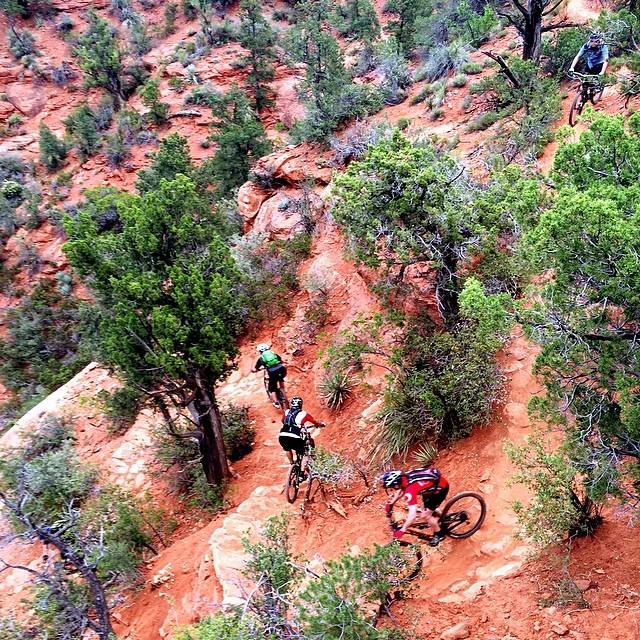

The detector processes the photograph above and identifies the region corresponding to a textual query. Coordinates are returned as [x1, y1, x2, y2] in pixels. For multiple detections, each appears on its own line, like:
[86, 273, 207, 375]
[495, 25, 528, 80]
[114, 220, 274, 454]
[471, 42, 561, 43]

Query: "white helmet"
[256, 343, 270, 353]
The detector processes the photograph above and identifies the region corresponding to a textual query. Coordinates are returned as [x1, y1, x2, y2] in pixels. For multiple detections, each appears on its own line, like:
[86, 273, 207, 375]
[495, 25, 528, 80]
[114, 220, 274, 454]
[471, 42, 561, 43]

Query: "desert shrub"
[376, 37, 412, 105]
[163, 2, 177, 35]
[451, 72, 467, 87]
[221, 403, 254, 461]
[94, 96, 115, 132]
[1, 179, 23, 201]
[461, 60, 483, 74]
[63, 103, 100, 159]
[506, 433, 603, 545]
[311, 447, 354, 487]
[50, 61, 77, 86]
[329, 121, 393, 166]
[273, 9, 290, 21]
[103, 132, 130, 167]
[318, 370, 354, 410]
[98, 386, 143, 435]
[139, 77, 169, 124]
[56, 12, 74, 32]
[8, 27, 37, 59]
[129, 18, 152, 56]
[39, 122, 68, 171]
[467, 110, 500, 131]
[185, 82, 220, 106]
[415, 41, 468, 82]
[542, 26, 588, 76]
[0, 154, 30, 188]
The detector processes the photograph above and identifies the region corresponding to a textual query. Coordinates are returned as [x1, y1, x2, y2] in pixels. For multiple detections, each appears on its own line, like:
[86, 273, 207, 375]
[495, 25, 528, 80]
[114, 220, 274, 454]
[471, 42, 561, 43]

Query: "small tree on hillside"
[63, 103, 100, 160]
[136, 132, 195, 193]
[74, 10, 127, 107]
[385, 0, 427, 54]
[39, 122, 67, 171]
[139, 76, 170, 124]
[208, 85, 271, 197]
[498, 0, 577, 62]
[64, 175, 245, 486]
[238, 0, 276, 110]
[334, 0, 381, 43]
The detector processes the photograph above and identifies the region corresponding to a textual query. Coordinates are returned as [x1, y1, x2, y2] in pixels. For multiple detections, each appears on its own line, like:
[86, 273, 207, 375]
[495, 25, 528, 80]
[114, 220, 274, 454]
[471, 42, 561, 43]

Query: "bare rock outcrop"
[4, 82, 48, 117]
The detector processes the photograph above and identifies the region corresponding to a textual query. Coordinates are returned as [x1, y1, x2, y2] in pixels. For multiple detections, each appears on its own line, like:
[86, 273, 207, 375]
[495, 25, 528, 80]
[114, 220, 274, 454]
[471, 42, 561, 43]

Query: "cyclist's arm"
[386, 488, 404, 509]
[568, 52, 581, 72]
[252, 357, 264, 373]
[400, 504, 419, 533]
[600, 59, 608, 75]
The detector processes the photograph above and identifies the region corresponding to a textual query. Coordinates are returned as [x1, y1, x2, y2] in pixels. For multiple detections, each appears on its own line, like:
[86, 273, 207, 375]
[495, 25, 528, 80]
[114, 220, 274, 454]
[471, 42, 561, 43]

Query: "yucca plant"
[413, 442, 437, 467]
[319, 370, 354, 410]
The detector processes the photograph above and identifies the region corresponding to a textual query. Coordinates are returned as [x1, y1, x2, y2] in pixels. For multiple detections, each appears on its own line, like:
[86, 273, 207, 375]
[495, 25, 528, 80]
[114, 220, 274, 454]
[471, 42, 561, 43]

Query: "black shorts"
[279, 434, 306, 455]
[267, 364, 287, 392]
[422, 485, 449, 511]
[584, 62, 603, 75]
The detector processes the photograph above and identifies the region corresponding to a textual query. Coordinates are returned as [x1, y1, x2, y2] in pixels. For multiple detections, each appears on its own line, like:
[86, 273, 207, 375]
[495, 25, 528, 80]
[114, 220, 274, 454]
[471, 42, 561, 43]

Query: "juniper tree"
[39, 122, 67, 171]
[63, 103, 100, 160]
[334, 0, 380, 42]
[238, 0, 276, 110]
[74, 10, 126, 107]
[139, 76, 170, 124]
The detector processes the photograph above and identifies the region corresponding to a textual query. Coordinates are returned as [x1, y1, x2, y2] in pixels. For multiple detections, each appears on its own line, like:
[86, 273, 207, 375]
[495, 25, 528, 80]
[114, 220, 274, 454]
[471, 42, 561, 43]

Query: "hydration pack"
[260, 350, 281, 369]
[282, 408, 302, 435]
[407, 467, 441, 487]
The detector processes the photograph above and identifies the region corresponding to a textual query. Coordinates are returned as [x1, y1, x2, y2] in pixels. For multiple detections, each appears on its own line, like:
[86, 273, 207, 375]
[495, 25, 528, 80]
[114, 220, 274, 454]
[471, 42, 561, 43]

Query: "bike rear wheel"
[277, 386, 289, 410]
[569, 92, 584, 127]
[286, 464, 301, 504]
[441, 492, 486, 539]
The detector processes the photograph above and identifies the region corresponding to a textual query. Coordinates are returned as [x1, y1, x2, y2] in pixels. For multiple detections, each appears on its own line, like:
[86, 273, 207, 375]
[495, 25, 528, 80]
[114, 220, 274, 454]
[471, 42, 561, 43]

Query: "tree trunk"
[191, 375, 230, 485]
[435, 245, 459, 327]
[522, 0, 544, 61]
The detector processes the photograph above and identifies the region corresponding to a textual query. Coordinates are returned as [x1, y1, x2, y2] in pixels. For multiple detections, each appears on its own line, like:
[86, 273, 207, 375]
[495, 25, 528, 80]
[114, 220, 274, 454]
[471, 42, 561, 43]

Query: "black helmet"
[588, 31, 603, 44]
[382, 470, 404, 489]
[290, 396, 303, 409]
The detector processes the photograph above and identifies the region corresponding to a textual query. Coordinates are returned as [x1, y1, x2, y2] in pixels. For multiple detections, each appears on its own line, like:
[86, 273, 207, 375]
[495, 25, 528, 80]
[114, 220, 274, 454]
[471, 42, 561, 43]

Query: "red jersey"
[402, 475, 448, 506]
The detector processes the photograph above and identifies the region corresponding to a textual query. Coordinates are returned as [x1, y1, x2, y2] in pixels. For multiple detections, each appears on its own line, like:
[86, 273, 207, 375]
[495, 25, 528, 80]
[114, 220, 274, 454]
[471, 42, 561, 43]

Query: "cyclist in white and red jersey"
[382, 468, 449, 547]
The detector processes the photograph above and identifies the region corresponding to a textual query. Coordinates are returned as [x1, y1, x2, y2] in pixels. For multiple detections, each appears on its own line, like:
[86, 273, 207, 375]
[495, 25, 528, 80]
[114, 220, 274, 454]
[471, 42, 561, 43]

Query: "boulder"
[237, 181, 272, 223]
[4, 82, 48, 117]
[164, 62, 187, 78]
[253, 190, 323, 239]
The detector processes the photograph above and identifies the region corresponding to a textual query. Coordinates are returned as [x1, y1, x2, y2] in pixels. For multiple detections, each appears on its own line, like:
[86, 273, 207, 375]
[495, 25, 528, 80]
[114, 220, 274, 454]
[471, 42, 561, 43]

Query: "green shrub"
[94, 96, 115, 131]
[451, 72, 467, 87]
[311, 447, 354, 487]
[98, 386, 142, 435]
[8, 27, 37, 59]
[185, 83, 220, 106]
[461, 61, 483, 74]
[103, 132, 131, 167]
[39, 122, 68, 171]
[222, 404, 254, 461]
[413, 441, 437, 466]
[467, 110, 500, 131]
[139, 76, 169, 124]
[415, 41, 468, 82]
[163, 2, 177, 35]
[542, 26, 589, 75]
[318, 370, 354, 410]
[63, 103, 99, 159]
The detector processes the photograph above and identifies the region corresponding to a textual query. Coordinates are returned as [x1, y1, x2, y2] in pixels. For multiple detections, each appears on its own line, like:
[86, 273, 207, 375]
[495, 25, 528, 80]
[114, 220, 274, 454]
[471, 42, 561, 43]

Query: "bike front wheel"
[441, 492, 486, 539]
[569, 93, 585, 127]
[591, 84, 604, 104]
[286, 465, 301, 504]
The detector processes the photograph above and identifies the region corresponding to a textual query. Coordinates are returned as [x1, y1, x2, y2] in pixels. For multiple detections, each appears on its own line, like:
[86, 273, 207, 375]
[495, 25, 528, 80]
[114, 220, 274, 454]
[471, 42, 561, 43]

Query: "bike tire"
[305, 476, 321, 504]
[278, 387, 290, 410]
[286, 465, 300, 504]
[569, 93, 584, 127]
[591, 85, 604, 104]
[441, 492, 486, 539]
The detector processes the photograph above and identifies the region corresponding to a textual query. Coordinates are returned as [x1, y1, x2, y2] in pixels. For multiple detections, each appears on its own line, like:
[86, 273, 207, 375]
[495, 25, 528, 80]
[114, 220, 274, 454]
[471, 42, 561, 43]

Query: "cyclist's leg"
[301, 436, 314, 474]
[267, 372, 280, 406]
[279, 435, 295, 465]
[422, 486, 449, 533]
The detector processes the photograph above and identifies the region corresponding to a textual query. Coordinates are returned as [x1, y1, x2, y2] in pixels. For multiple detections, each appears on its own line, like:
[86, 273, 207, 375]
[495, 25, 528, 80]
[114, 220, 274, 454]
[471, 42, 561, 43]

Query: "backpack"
[260, 349, 281, 369]
[407, 467, 441, 488]
[281, 408, 302, 436]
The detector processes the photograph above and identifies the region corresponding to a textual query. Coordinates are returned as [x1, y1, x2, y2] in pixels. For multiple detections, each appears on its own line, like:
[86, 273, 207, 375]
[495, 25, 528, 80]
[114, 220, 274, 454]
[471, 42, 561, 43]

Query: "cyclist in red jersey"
[382, 468, 449, 547]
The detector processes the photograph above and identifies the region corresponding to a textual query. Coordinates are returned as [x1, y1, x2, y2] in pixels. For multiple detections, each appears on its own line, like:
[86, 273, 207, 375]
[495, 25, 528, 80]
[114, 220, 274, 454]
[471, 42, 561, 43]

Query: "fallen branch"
[482, 51, 521, 88]
[169, 110, 202, 118]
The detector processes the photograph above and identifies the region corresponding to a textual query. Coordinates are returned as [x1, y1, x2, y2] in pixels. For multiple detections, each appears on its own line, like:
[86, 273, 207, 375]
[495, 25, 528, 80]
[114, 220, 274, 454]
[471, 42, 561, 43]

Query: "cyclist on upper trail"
[383, 468, 449, 547]
[279, 396, 324, 467]
[252, 343, 287, 408]
[569, 31, 609, 76]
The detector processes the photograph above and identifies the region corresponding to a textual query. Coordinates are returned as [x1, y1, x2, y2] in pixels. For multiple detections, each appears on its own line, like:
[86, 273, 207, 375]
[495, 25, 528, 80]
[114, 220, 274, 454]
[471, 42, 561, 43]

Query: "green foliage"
[39, 122, 67, 171]
[333, 0, 380, 43]
[139, 77, 170, 124]
[319, 369, 354, 410]
[542, 26, 588, 75]
[413, 441, 437, 466]
[8, 27, 37, 59]
[98, 385, 143, 435]
[0, 280, 90, 408]
[461, 60, 483, 74]
[63, 103, 100, 159]
[506, 434, 602, 545]
[221, 403, 254, 461]
[238, 0, 276, 110]
[385, 0, 425, 53]
[467, 110, 500, 132]
[74, 9, 126, 103]
[174, 614, 253, 640]
[163, 2, 178, 35]
[310, 446, 354, 487]
[376, 37, 412, 105]
[451, 72, 467, 87]
[286, 0, 383, 141]
[136, 132, 194, 193]
[207, 85, 271, 197]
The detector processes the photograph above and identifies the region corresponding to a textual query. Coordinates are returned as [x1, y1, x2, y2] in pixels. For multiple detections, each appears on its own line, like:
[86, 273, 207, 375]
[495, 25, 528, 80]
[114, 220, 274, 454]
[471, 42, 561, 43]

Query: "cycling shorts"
[279, 433, 314, 455]
[422, 485, 449, 511]
[266, 364, 287, 392]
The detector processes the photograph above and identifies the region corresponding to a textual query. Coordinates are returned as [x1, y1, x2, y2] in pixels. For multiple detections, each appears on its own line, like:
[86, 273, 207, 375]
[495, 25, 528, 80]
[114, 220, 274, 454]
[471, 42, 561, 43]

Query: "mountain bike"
[285, 423, 325, 504]
[568, 71, 604, 126]
[263, 370, 289, 410]
[386, 491, 487, 581]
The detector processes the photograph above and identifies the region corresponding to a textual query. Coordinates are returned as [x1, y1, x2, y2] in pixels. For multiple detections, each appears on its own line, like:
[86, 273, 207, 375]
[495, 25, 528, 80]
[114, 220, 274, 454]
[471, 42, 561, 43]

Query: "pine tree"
[238, 0, 276, 110]
[385, 0, 424, 53]
[208, 85, 271, 197]
[335, 0, 380, 43]
[139, 77, 169, 124]
[136, 133, 194, 194]
[74, 10, 126, 108]
[39, 121, 67, 171]
[63, 104, 99, 160]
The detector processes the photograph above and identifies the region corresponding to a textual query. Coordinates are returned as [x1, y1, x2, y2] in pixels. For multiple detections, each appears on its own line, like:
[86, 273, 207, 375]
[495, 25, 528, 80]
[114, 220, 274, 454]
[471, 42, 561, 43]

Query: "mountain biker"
[252, 343, 287, 408]
[569, 31, 609, 76]
[382, 468, 449, 547]
[279, 396, 324, 467]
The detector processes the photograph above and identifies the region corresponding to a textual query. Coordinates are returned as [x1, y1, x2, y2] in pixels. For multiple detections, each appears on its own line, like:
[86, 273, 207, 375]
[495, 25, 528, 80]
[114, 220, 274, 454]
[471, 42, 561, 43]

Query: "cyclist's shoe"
[429, 532, 445, 547]
[272, 401, 281, 408]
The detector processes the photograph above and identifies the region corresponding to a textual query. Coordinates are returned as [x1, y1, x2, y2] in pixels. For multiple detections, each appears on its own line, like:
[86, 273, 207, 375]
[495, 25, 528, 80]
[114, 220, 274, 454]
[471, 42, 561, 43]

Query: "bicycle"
[386, 491, 487, 581]
[285, 423, 325, 504]
[262, 370, 289, 410]
[568, 71, 604, 127]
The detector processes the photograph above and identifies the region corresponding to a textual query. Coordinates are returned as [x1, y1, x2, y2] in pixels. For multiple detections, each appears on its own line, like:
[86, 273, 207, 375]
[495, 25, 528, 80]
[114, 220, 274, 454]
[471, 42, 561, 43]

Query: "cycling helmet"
[588, 31, 603, 43]
[382, 470, 404, 489]
[290, 396, 303, 409]
[257, 343, 270, 353]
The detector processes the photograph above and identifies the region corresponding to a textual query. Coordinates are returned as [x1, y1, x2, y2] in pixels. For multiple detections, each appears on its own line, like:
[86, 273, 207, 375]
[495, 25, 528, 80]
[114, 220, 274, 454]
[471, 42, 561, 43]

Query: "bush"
[50, 61, 76, 86]
[318, 370, 354, 410]
[376, 38, 412, 105]
[461, 60, 483, 74]
[222, 404, 254, 461]
[451, 72, 467, 87]
[163, 2, 177, 35]
[542, 26, 588, 76]
[311, 447, 354, 487]
[467, 110, 500, 132]
[56, 12, 74, 32]
[98, 386, 142, 435]
[329, 121, 393, 166]
[415, 41, 468, 83]
[39, 122, 67, 171]
[139, 77, 169, 124]
[63, 104, 99, 159]
[8, 27, 37, 59]
[94, 96, 115, 131]
[185, 83, 220, 106]
[103, 132, 130, 167]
